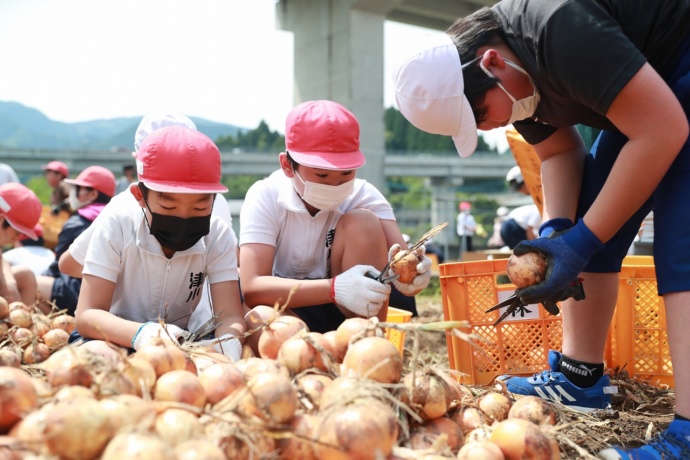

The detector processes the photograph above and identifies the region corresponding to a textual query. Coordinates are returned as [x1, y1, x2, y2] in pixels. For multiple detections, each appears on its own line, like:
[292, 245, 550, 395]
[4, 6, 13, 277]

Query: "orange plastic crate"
[611, 257, 673, 387]
[440, 259, 565, 385]
[385, 307, 413, 356]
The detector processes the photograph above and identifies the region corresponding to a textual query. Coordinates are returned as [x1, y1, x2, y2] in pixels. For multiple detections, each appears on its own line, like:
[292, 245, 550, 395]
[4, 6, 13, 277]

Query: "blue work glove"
[514, 219, 603, 305]
[538, 218, 574, 238]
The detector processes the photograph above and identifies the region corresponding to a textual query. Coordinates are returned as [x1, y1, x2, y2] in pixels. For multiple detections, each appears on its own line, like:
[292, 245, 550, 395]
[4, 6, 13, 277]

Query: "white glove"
[196, 334, 242, 362]
[331, 265, 391, 317]
[131, 322, 186, 350]
[387, 244, 433, 296]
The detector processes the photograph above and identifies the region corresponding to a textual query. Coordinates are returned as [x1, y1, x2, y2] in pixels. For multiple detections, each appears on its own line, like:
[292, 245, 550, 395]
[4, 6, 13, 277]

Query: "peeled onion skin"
[390, 251, 422, 284]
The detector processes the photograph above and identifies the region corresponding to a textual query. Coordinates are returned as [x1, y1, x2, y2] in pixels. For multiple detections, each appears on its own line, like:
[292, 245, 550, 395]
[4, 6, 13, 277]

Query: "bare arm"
[239, 242, 332, 308]
[58, 249, 84, 279]
[0, 255, 21, 303]
[380, 219, 407, 249]
[584, 63, 688, 242]
[209, 280, 246, 341]
[75, 274, 141, 347]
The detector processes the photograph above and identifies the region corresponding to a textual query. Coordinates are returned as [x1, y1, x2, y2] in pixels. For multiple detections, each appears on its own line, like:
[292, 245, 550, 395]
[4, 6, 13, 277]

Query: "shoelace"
[532, 370, 556, 383]
[645, 431, 690, 459]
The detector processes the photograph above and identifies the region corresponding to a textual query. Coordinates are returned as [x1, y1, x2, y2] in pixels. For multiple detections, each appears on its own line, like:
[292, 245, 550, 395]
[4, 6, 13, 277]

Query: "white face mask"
[68, 187, 91, 211]
[292, 170, 354, 211]
[480, 58, 540, 125]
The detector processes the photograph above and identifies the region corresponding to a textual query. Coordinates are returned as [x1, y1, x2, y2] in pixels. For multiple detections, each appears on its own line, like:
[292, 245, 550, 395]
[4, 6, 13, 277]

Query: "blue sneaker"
[497, 350, 617, 413]
[598, 420, 690, 459]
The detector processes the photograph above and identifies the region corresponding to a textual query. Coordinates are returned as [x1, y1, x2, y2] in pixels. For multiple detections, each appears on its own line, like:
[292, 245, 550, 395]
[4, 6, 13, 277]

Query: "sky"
[0, 0, 508, 152]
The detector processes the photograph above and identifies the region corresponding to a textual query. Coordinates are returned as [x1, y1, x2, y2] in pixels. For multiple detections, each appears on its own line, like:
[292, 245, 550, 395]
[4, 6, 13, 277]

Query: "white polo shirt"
[240, 171, 395, 279]
[82, 192, 237, 329]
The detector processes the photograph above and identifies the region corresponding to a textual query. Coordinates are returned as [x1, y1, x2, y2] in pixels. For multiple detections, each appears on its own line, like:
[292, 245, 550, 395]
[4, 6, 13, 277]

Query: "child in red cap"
[42, 160, 71, 214]
[0, 183, 42, 305]
[73, 126, 245, 359]
[36, 166, 116, 316]
[239, 100, 431, 341]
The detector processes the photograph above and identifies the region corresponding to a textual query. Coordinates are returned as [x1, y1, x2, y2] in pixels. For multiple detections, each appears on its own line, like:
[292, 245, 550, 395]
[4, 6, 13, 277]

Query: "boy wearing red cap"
[36, 166, 116, 315]
[42, 160, 71, 213]
[240, 100, 432, 336]
[0, 183, 43, 305]
[74, 126, 245, 360]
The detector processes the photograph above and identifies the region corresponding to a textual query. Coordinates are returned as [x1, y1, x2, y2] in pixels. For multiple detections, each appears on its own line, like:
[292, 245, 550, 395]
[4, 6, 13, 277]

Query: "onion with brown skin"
[234, 371, 298, 424]
[399, 370, 453, 421]
[99, 394, 156, 432]
[279, 413, 321, 460]
[22, 342, 50, 364]
[296, 373, 333, 411]
[0, 297, 8, 319]
[0, 349, 20, 368]
[0, 367, 38, 432]
[507, 252, 547, 289]
[8, 309, 32, 329]
[175, 439, 227, 460]
[121, 357, 157, 397]
[258, 315, 308, 360]
[333, 317, 376, 363]
[133, 338, 186, 378]
[277, 332, 332, 375]
[341, 336, 403, 384]
[449, 406, 486, 436]
[314, 398, 399, 460]
[457, 440, 506, 460]
[390, 250, 422, 284]
[490, 418, 559, 460]
[409, 417, 464, 454]
[101, 432, 177, 460]
[154, 370, 206, 408]
[51, 314, 76, 334]
[154, 408, 205, 447]
[42, 328, 70, 348]
[508, 396, 558, 426]
[198, 362, 246, 405]
[477, 392, 512, 424]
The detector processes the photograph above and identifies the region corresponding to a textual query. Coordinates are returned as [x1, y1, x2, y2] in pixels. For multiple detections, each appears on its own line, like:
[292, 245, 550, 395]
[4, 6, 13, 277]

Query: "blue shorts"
[580, 35, 690, 295]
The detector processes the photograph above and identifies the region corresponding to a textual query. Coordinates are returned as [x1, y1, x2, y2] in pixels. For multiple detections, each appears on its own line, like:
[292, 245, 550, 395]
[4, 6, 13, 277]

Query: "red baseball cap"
[0, 183, 42, 240]
[18, 223, 43, 242]
[285, 100, 366, 170]
[136, 126, 228, 194]
[42, 161, 69, 177]
[459, 201, 472, 211]
[64, 166, 117, 197]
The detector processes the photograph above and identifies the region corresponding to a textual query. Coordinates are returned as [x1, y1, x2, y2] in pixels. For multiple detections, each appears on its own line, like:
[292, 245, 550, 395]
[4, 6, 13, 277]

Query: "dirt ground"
[405, 298, 675, 459]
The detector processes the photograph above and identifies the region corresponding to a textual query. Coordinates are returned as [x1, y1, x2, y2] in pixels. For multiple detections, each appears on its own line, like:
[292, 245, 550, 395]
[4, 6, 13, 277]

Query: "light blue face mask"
[478, 58, 540, 125]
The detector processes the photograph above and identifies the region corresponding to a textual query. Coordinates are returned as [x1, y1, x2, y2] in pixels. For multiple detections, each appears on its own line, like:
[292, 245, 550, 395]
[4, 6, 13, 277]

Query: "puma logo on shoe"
[561, 360, 596, 377]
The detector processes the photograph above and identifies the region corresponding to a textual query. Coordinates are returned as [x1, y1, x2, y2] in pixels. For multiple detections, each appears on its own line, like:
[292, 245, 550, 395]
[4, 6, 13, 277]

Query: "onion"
[79, 340, 124, 363]
[0, 367, 38, 432]
[101, 432, 177, 460]
[175, 439, 227, 460]
[31, 314, 52, 336]
[0, 322, 7, 337]
[43, 349, 95, 388]
[235, 371, 298, 424]
[8, 301, 30, 313]
[234, 357, 291, 379]
[478, 392, 512, 423]
[0, 349, 20, 368]
[154, 370, 206, 408]
[0, 297, 8, 319]
[54, 385, 95, 401]
[342, 336, 403, 384]
[399, 370, 452, 421]
[465, 427, 492, 444]
[42, 397, 114, 459]
[390, 250, 422, 284]
[205, 416, 277, 459]
[258, 315, 308, 359]
[8, 309, 32, 329]
[319, 376, 366, 410]
[449, 406, 486, 435]
[9, 407, 49, 453]
[507, 252, 547, 289]
[314, 398, 398, 460]
[121, 357, 157, 397]
[8, 327, 33, 346]
[51, 314, 76, 334]
[96, 369, 137, 397]
[42, 328, 70, 348]
[490, 418, 558, 460]
[334, 317, 376, 363]
[296, 373, 333, 411]
[189, 351, 232, 374]
[457, 440, 506, 460]
[22, 342, 51, 364]
[133, 338, 186, 378]
[277, 333, 331, 375]
[409, 417, 464, 454]
[508, 396, 558, 426]
[100, 394, 156, 432]
[279, 413, 321, 460]
[154, 408, 205, 447]
[198, 363, 245, 405]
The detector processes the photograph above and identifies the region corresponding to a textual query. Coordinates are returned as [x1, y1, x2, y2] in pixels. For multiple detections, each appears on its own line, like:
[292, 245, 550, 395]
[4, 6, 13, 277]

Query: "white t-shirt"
[507, 204, 542, 233]
[3, 246, 55, 277]
[240, 171, 395, 279]
[456, 212, 477, 237]
[82, 191, 238, 329]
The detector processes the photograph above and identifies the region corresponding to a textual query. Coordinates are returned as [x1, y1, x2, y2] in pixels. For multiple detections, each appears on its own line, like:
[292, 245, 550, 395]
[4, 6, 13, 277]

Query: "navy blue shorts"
[580, 35, 690, 295]
[51, 275, 82, 316]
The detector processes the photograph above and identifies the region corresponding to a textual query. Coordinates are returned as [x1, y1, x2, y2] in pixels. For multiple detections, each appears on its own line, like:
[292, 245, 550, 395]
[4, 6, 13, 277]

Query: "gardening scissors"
[485, 294, 533, 326]
[178, 311, 223, 343]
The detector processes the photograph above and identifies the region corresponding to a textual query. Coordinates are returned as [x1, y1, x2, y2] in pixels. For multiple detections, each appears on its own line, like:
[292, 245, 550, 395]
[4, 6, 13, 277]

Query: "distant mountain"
[0, 101, 245, 150]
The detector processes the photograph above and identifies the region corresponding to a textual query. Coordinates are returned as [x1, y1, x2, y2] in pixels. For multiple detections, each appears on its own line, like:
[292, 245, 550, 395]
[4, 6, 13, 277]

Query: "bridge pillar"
[427, 176, 463, 261]
[276, 0, 397, 191]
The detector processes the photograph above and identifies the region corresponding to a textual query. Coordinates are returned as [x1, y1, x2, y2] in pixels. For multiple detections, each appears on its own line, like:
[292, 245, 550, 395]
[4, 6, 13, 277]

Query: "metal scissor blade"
[184, 311, 223, 342]
[485, 294, 520, 313]
[493, 302, 520, 326]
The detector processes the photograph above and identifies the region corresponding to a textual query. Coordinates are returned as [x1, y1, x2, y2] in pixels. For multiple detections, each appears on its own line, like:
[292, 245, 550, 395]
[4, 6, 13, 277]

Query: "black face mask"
[142, 199, 212, 252]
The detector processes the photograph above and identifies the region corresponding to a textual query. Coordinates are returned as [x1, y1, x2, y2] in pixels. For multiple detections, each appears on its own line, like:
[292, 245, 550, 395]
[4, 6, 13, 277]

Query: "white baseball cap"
[134, 111, 197, 152]
[392, 34, 478, 158]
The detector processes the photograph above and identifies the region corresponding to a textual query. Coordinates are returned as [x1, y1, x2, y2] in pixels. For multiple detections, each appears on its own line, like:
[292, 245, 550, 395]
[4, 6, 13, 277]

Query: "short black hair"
[285, 151, 300, 171]
[123, 163, 135, 173]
